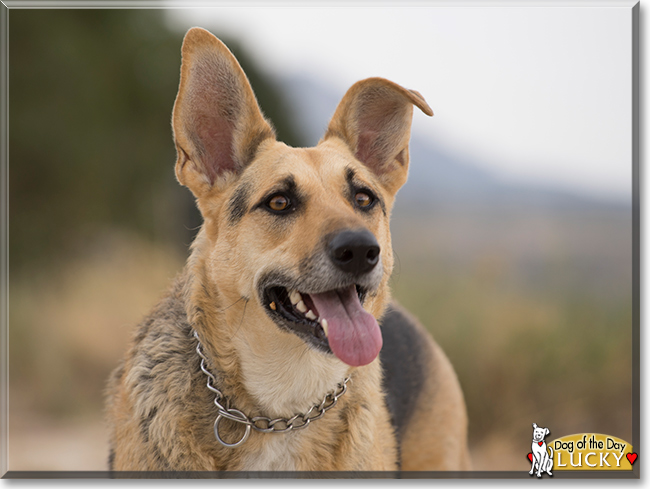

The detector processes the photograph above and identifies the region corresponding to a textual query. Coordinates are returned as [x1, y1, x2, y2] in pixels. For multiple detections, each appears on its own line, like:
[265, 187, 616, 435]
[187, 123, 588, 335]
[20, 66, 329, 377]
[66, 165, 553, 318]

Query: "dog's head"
[532, 423, 550, 443]
[172, 28, 432, 368]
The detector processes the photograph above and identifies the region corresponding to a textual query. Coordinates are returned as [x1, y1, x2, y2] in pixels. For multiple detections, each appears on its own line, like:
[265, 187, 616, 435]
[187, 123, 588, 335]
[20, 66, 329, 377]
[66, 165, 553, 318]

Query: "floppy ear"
[323, 77, 432, 194]
[545, 428, 550, 436]
[172, 28, 275, 197]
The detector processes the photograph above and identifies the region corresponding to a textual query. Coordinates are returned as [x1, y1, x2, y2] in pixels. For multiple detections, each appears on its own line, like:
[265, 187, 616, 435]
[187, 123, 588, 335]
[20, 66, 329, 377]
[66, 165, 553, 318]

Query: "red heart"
[527, 453, 533, 462]
[538, 442, 543, 446]
[626, 453, 637, 465]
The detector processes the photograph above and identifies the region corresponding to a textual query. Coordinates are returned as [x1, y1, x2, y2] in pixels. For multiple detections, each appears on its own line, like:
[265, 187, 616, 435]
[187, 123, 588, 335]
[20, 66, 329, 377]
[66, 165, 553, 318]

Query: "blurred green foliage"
[9, 9, 304, 273]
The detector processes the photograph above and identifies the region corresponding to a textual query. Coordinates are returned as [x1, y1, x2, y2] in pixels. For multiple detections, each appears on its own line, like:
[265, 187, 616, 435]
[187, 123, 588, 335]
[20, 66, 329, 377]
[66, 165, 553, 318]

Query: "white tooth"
[296, 300, 307, 313]
[305, 310, 317, 320]
[321, 318, 328, 336]
[289, 290, 302, 305]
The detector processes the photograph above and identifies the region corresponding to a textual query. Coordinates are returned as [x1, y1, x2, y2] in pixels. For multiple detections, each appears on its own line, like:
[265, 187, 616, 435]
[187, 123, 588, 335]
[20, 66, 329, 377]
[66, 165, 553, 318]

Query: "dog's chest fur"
[239, 435, 299, 471]
[234, 327, 350, 418]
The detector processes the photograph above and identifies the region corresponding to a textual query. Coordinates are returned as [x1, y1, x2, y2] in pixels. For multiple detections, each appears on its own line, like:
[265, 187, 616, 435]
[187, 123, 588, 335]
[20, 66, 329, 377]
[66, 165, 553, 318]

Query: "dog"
[105, 27, 469, 472]
[529, 423, 553, 477]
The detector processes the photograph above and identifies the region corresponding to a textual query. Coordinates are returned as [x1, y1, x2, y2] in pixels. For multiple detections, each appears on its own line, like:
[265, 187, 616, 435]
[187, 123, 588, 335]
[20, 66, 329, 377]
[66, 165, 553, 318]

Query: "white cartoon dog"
[529, 423, 553, 477]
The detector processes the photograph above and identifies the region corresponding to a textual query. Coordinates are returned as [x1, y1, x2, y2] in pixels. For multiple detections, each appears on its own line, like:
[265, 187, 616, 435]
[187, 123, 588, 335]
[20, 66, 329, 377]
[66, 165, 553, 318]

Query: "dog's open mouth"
[263, 284, 382, 367]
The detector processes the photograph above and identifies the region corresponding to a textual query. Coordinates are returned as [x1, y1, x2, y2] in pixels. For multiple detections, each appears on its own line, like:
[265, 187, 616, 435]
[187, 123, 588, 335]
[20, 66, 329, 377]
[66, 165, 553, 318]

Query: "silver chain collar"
[193, 330, 350, 448]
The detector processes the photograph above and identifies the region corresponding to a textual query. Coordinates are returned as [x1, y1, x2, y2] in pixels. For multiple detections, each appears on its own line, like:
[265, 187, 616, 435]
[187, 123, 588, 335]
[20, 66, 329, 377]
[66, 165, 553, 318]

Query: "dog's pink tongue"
[309, 286, 382, 367]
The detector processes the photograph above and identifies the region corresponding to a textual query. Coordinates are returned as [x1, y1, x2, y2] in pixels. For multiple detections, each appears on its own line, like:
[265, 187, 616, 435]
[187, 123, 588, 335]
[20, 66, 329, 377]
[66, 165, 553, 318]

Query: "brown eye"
[355, 192, 373, 208]
[268, 194, 290, 212]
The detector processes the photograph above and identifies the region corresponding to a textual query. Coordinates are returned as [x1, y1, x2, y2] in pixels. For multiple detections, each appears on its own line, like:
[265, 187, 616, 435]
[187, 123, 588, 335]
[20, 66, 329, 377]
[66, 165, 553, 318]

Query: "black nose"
[328, 229, 380, 275]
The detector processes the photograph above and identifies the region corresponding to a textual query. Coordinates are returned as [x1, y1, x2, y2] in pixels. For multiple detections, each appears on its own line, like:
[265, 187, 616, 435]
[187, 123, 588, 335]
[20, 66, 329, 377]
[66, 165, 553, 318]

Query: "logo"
[527, 424, 636, 474]
[528, 423, 554, 477]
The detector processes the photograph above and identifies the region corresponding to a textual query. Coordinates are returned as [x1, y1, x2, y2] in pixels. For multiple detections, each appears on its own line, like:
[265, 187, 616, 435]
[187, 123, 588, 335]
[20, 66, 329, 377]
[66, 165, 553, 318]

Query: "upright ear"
[533, 423, 538, 429]
[323, 77, 432, 194]
[172, 28, 275, 197]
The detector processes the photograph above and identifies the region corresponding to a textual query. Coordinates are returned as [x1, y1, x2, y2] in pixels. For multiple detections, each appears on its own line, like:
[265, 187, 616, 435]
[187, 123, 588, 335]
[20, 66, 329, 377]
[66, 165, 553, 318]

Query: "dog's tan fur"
[106, 27, 469, 472]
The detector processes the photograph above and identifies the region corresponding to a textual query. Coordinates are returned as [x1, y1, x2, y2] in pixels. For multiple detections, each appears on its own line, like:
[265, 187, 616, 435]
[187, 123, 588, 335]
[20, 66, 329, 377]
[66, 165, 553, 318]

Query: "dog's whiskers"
[227, 297, 250, 341]
[218, 296, 247, 312]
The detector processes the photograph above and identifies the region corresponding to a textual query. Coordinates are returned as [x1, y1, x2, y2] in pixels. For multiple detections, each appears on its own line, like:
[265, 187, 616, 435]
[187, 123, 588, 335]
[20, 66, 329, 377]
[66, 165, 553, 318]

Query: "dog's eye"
[267, 194, 291, 212]
[355, 192, 373, 208]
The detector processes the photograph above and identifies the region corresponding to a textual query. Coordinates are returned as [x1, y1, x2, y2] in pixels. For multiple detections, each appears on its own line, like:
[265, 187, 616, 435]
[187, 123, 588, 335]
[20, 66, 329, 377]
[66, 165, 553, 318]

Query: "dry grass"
[9, 232, 184, 470]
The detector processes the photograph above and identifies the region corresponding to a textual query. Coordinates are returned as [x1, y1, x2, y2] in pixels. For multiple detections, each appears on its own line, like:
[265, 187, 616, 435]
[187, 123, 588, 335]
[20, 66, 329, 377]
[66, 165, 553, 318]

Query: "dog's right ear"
[533, 423, 538, 429]
[172, 28, 275, 198]
[323, 77, 433, 196]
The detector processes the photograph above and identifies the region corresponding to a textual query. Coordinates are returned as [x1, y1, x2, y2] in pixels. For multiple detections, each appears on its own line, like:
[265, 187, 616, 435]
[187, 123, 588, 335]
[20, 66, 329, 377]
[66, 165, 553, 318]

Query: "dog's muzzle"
[259, 229, 384, 367]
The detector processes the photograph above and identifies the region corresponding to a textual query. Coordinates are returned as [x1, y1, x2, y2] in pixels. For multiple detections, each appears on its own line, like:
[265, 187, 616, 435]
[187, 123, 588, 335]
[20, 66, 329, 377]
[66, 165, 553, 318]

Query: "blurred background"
[8, 7, 633, 471]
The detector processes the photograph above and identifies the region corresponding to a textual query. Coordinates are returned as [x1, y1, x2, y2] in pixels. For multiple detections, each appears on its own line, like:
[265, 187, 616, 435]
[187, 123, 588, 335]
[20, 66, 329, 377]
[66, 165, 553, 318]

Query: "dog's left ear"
[545, 428, 550, 436]
[323, 77, 433, 195]
[172, 27, 276, 198]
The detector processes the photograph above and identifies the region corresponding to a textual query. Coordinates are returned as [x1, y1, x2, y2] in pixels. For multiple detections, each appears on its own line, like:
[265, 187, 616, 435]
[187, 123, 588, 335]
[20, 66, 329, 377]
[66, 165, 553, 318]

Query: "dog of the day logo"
[527, 423, 636, 475]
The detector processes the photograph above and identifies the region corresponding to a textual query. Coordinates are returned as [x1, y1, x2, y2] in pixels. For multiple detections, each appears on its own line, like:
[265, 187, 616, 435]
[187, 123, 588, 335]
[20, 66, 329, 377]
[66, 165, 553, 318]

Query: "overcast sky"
[165, 3, 634, 202]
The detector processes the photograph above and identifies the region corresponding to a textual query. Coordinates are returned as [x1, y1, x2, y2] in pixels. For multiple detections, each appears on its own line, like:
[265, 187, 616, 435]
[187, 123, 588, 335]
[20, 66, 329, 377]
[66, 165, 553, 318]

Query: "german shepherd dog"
[106, 27, 469, 472]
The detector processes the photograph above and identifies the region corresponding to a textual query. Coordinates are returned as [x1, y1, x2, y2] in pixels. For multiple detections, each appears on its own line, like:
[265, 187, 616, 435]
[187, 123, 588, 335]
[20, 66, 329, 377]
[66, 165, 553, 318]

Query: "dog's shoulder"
[107, 275, 217, 469]
[112, 274, 204, 424]
[379, 301, 431, 442]
[123, 275, 199, 398]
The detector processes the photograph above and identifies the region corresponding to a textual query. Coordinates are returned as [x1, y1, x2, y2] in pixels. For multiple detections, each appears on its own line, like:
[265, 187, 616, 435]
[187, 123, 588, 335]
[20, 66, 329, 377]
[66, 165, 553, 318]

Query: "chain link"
[193, 330, 349, 447]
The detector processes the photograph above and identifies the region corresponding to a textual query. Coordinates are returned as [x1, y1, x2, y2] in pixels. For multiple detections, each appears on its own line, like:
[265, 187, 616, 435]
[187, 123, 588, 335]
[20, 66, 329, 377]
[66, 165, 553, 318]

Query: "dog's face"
[532, 423, 550, 443]
[211, 140, 394, 368]
[172, 28, 432, 368]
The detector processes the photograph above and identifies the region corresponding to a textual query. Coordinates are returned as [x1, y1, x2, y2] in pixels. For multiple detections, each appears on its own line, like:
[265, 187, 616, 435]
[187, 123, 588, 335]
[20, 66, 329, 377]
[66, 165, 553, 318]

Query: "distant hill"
[279, 74, 631, 215]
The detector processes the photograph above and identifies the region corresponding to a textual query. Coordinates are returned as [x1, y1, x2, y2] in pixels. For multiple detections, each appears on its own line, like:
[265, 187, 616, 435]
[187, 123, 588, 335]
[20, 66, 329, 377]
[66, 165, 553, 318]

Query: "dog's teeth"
[305, 310, 317, 320]
[269, 302, 276, 311]
[289, 290, 302, 305]
[296, 300, 307, 313]
[321, 318, 328, 336]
